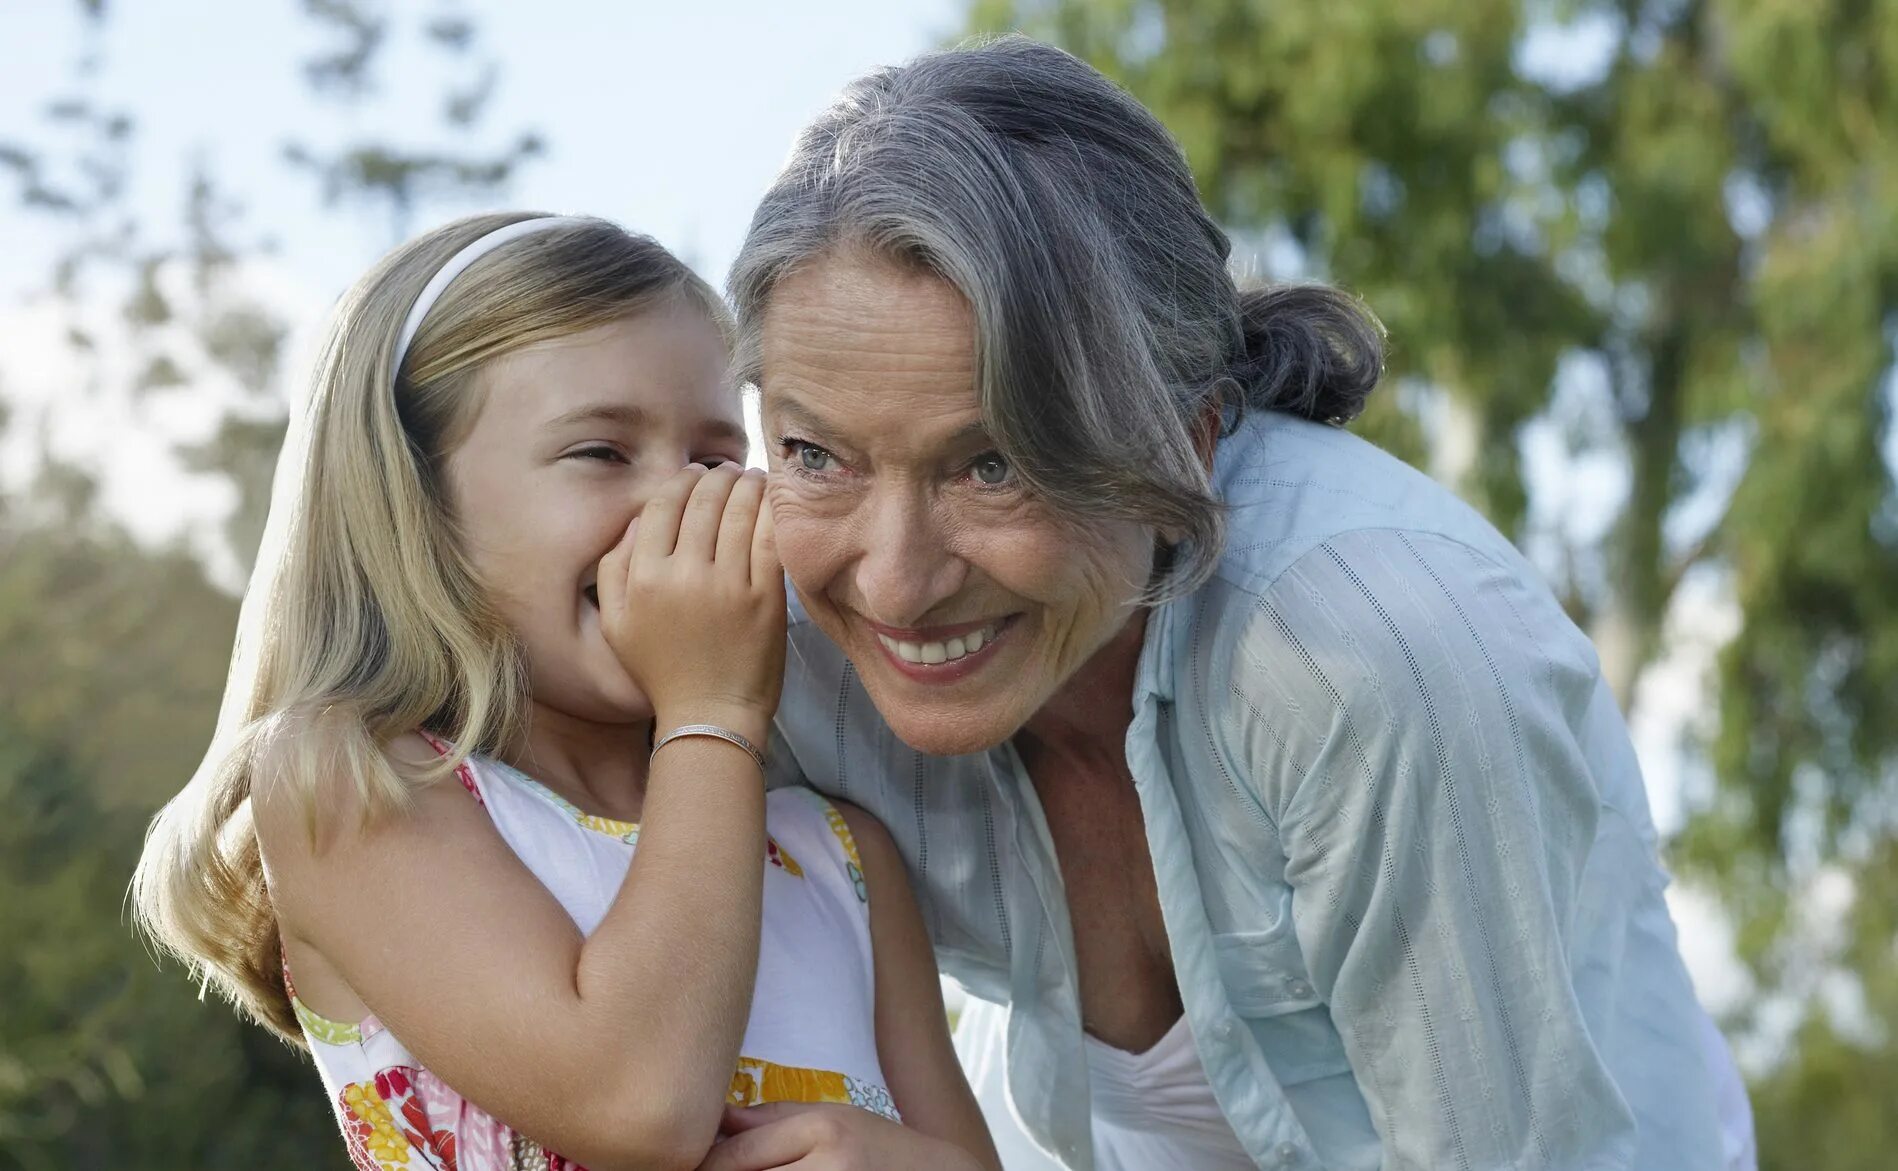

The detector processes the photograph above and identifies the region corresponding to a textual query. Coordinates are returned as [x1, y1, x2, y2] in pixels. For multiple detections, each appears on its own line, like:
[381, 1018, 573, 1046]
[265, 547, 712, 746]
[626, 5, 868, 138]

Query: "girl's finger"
[634, 466, 707, 560]
[719, 1102, 801, 1132]
[594, 516, 637, 617]
[716, 471, 766, 582]
[674, 463, 743, 564]
[749, 484, 780, 588]
[695, 1108, 813, 1171]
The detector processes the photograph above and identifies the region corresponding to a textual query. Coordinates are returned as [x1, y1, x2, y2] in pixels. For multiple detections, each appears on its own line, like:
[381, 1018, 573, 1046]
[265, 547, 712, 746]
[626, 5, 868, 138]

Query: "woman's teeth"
[876, 623, 998, 666]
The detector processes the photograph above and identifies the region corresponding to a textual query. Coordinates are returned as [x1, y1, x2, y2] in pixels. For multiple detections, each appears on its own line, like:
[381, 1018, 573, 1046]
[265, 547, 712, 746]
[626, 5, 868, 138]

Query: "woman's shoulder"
[1201, 524, 1606, 784]
[1209, 412, 1526, 596]
[1192, 427, 1606, 753]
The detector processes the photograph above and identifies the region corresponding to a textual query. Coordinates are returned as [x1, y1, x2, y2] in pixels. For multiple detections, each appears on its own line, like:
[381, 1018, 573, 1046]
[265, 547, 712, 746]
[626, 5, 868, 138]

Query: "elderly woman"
[735, 36, 1746, 1171]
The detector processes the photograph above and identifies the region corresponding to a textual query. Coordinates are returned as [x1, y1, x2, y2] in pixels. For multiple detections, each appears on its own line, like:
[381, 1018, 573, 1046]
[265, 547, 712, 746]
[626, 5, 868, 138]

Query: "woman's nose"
[852, 489, 966, 627]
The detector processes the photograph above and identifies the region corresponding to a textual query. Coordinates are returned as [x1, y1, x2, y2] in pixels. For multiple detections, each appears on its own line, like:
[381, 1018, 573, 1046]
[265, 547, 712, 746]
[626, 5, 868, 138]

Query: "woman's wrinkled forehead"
[759, 252, 983, 444]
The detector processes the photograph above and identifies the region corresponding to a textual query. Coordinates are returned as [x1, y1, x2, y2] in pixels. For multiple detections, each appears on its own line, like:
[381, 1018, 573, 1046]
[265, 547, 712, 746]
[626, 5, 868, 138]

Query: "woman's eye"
[785, 439, 839, 473]
[970, 452, 1012, 486]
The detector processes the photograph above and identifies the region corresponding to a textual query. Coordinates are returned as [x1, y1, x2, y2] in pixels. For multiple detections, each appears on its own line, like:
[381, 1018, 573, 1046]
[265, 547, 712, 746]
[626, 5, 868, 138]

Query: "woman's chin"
[864, 689, 1026, 757]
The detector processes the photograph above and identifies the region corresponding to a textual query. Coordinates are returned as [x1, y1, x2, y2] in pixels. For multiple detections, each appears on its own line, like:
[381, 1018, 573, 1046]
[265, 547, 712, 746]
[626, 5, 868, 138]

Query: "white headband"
[391, 215, 584, 383]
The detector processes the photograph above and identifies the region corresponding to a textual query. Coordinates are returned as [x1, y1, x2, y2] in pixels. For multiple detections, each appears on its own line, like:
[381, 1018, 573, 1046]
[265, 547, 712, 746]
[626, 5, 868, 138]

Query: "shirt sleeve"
[1230, 527, 1639, 1170]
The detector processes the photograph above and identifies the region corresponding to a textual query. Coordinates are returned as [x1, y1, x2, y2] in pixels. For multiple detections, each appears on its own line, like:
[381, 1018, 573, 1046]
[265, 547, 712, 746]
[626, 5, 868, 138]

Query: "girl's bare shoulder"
[250, 712, 468, 861]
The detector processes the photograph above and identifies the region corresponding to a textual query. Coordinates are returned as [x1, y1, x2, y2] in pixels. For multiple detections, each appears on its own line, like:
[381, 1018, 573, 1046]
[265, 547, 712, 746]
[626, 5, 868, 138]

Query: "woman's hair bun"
[1229, 284, 1385, 424]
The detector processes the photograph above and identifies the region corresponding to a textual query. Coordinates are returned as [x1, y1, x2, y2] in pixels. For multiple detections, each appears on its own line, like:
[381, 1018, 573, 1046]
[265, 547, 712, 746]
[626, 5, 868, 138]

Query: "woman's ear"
[1191, 391, 1225, 476]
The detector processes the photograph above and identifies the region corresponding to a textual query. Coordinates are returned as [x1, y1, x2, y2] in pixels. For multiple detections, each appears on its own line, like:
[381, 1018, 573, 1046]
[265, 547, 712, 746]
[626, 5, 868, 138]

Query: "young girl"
[132, 213, 999, 1171]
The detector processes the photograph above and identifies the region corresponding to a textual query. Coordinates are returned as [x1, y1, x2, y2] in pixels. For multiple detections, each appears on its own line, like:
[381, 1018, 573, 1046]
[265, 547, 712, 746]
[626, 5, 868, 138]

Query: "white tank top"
[957, 997, 1251, 1170]
[1083, 1016, 1255, 1170]
[289, 745, 897, 1171]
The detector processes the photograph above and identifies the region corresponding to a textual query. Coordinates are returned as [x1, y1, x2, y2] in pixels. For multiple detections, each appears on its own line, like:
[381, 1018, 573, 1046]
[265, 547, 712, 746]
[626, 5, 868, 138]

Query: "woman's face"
[760, 251, 1152, 755]
[445, 303, 746, 728]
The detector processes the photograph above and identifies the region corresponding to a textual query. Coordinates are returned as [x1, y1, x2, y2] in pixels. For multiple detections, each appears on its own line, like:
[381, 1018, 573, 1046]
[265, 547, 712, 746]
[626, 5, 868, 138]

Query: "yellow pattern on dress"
[574, 811, 639, 839]
[342, 1080, 412, 1169]
[815, 801, 861, 868]
[808, 794, 868, 903]
[767, 835, 804, 876]
[727, 1057, 853, 1109]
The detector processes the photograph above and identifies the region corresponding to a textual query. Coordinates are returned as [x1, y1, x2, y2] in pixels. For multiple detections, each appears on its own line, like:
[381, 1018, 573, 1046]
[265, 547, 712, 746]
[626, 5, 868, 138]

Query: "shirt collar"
[1133, 594, 1178, 707]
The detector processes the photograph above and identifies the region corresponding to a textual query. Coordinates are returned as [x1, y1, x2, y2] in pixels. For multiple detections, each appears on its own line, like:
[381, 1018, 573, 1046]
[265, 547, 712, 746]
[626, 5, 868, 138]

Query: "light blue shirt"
[767, 410, 1729, 1170]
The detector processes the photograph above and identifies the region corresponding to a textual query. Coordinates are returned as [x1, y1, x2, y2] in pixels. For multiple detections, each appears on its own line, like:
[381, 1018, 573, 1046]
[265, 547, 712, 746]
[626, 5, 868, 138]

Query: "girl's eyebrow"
[700, 416, 749, 446]
[545, 402, 651, 430]
[545, 401, 746, 446]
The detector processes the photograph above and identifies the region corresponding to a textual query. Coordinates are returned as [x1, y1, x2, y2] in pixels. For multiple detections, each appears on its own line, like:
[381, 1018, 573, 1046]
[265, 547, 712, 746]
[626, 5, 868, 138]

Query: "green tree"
[0, 2, 546, 1165]
[964, 0, 1898, 1161]
[0, 488, 339, 1171]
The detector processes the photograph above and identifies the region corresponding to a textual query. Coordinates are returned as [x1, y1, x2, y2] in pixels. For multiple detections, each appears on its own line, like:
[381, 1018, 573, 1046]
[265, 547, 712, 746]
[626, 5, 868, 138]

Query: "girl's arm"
[845, 800, 1000, 1168]
[259, 465, 782, 1171]
[694, 801, 1000, 1171]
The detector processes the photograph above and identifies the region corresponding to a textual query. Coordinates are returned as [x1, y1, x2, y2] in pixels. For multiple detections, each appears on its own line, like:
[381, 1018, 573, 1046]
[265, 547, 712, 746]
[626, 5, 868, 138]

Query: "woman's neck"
[1015, 608, 1148, 772]
[506, 702, 654, 822]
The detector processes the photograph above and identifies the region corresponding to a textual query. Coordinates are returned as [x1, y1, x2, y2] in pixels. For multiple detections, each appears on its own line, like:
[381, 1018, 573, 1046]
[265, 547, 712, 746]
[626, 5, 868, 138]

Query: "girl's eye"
[970, 452, 1013, 486]
[783, 438, 840, 474]
[569, 445, 627, 463]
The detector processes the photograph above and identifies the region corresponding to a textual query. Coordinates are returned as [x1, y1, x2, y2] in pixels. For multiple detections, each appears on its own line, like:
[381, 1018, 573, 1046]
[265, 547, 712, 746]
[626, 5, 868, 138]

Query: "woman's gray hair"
[730, 35, 1383, 596]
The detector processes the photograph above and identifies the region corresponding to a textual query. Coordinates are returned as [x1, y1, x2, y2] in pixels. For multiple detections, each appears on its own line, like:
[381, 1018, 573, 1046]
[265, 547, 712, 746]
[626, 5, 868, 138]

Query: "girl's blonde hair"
[132, 212, 730, 1041]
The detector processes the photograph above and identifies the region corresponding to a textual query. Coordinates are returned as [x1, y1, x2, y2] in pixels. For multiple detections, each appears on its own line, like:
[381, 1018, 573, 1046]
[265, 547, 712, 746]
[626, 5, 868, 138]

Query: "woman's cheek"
[968, 507, 1145, 608]
[766, 480, 852, 587]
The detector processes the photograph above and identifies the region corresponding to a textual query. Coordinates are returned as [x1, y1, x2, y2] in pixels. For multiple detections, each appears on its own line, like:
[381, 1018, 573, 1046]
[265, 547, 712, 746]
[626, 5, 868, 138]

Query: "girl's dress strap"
[415, 730, 484, 806]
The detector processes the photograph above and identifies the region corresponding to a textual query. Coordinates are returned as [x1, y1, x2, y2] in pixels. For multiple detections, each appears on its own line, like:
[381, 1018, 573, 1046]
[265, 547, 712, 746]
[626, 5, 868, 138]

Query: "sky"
[0, 0, 966, 294]
[0, 0, 964, 575]
[0, 0, 1756, 1024]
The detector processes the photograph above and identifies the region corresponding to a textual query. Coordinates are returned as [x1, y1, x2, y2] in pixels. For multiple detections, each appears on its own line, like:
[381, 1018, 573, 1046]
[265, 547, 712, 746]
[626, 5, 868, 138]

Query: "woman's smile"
[861, 612, 1020, 682]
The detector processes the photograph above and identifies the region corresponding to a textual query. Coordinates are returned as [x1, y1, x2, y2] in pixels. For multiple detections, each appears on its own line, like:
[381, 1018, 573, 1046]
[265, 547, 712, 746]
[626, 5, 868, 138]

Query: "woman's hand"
[597, 463, 785, 744]
[697, 1103, 989, 1171]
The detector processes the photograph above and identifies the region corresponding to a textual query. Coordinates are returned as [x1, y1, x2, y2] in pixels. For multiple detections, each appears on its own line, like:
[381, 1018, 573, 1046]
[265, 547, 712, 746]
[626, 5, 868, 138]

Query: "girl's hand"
[697, 1103, 988, 1171]
[597, 463, 785, 744]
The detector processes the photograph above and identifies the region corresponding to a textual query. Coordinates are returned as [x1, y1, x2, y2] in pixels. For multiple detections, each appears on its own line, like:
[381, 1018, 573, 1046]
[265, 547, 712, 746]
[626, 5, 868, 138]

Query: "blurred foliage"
[0, 1, 543, 1166]
[965, 0, 1898, 1162]
[2, 0, 1893, 1165]
[0, 489, 337, 1171]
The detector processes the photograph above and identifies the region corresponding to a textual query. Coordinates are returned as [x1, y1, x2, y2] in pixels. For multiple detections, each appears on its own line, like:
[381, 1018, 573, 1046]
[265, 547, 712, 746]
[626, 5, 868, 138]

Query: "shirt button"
[1273, 1141, 1302, 1166]
[1213, 1019, 1235, 1041]
[1286, 978, 1313, 999]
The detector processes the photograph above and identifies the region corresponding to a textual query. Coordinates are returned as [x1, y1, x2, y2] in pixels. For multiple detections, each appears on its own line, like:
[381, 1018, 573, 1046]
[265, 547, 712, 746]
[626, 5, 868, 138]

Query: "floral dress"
[289, 739, 897, 1171]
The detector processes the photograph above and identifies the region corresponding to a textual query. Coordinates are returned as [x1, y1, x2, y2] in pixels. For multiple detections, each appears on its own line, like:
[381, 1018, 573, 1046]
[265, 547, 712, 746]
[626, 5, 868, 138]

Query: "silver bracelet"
[650, 723, 767, 775]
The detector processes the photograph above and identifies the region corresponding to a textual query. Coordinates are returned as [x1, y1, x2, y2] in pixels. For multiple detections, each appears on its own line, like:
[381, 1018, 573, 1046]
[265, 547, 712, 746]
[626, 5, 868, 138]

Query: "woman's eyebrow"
[774, 396, 992, 450]
[941, 420, 995, 450]
[769, 397, 830, 433]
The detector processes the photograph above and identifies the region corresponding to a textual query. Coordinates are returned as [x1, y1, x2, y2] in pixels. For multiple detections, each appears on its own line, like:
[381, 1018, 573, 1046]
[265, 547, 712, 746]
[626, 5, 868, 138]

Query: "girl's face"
[445, 302, 744, 728]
